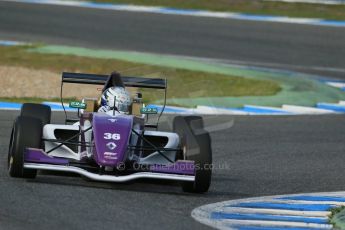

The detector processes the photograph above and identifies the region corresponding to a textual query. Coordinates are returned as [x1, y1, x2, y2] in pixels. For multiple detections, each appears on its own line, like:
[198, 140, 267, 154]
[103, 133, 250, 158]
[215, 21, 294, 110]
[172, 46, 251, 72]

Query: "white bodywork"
[138, 131, 179, 164]
[43, 124, 81, 160]
[43, 122, 180, 164]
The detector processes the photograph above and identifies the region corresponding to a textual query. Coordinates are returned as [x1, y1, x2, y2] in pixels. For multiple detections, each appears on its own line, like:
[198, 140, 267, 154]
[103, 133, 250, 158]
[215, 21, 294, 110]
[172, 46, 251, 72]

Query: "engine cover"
[92, 113, 133, 167]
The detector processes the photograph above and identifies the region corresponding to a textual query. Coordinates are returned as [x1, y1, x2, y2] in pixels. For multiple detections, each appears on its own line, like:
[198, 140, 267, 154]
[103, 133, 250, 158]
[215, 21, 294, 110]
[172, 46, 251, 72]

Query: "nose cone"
[92, 113, 133, 167]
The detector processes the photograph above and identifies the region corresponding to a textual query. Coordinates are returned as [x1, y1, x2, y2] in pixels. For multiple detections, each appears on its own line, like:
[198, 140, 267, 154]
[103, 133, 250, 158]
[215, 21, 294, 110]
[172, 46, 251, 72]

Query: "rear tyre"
[8, 116, 42, 178]
[173, 116, 212, 193]
[20, 103, 51, 126]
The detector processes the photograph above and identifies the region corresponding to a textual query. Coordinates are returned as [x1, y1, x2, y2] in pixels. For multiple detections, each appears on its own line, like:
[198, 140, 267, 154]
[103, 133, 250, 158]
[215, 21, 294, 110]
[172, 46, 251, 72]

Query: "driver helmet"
[101, 86, 132, 114]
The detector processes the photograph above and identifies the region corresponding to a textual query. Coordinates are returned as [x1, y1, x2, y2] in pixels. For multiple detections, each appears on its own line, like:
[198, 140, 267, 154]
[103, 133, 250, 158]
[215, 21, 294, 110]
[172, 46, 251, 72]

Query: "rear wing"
[60, 72, 167, 126]
[62, 72, 167, 89]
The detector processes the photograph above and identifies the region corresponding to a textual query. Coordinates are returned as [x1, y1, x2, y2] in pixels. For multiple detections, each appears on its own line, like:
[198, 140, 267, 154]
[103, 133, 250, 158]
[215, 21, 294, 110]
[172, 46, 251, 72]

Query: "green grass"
[87, 0, 345, 20]
[330, 206, 345, 228]
[0, 45, 281, 104]
[330, 206, 345, 219]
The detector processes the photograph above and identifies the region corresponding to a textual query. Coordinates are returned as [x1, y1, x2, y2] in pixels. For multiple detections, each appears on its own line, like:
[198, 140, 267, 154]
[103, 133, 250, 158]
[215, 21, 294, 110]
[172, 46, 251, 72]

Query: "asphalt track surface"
[1, 110, 345, 229]
[0, 1, 345, 79]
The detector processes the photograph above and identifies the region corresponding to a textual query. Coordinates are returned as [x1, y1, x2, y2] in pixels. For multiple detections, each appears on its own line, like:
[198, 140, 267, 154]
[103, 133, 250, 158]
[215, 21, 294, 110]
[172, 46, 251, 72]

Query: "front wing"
[24, 148, 195, 183]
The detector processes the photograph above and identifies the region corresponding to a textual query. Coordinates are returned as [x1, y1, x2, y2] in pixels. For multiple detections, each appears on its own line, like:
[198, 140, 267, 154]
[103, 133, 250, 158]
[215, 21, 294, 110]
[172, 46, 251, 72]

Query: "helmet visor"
[116, 101, 130, 113]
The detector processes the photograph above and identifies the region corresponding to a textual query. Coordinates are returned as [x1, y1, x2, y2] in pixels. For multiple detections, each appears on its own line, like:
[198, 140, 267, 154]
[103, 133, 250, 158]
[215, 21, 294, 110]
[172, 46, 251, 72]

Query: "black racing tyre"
[173, 116, 212, 193]
[8, 116, 42, 178]
[20, 103, 51, 126]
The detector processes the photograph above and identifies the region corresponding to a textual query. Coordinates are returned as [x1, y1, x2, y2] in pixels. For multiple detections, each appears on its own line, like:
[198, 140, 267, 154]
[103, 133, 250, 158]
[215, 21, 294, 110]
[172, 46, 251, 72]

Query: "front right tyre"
[173, 116, 212, 193]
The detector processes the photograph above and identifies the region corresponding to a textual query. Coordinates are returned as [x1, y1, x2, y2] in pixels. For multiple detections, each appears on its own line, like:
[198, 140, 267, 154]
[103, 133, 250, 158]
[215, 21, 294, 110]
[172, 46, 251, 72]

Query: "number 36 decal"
[104, 133, 121, 140]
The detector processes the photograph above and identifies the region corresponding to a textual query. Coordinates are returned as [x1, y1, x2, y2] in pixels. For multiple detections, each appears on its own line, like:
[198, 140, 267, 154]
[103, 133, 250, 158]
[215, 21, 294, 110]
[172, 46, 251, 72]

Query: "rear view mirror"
[140, 107, 158, 114]
[69, 101, 87, 109]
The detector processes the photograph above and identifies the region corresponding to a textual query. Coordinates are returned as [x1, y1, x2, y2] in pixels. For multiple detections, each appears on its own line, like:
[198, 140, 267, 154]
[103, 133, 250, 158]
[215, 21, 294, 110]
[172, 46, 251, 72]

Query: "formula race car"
[8, 72, 212, 193]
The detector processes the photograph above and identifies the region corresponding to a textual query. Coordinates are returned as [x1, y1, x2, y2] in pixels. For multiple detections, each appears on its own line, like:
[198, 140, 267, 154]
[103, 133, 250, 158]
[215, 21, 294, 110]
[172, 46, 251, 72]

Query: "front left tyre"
[8, 116, 42, 178]
[20, 103, 51, 126]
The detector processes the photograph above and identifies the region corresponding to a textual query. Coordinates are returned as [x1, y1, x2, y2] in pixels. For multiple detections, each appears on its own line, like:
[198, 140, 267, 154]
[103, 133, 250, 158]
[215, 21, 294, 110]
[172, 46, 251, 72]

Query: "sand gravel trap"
[0, 66, 102, 99]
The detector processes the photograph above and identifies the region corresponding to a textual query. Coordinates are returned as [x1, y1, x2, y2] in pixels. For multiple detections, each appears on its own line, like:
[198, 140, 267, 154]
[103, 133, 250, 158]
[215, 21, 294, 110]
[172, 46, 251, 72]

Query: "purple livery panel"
[92, 113, 133, 167]
[24, 148, 69, 165]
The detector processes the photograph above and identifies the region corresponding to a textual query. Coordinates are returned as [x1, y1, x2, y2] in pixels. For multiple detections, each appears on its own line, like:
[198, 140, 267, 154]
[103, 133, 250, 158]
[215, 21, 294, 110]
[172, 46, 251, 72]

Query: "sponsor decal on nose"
[106, 142, 117, 150]
[104, 152, 118, 160]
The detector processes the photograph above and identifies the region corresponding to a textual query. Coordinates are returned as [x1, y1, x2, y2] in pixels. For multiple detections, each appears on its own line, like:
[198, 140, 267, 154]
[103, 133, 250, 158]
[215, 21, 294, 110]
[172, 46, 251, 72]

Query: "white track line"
[198, 219, 332, 230]
[325, 82, 345, 88]
[194, 106, 249, 115]
[221, 207, 330, 217]
[244, 105, 292, 113]
[282, 105, 337, 114]
[265, 0, 345, 5]
[253, 199, 345, 206]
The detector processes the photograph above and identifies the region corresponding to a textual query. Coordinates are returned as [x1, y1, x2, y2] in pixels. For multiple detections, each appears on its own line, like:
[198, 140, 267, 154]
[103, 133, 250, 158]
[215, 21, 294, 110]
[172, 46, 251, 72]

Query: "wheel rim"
[7, 128, 14, 171]
[182, 145, 187, 160]
[181, 135, 187, 160]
